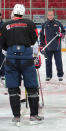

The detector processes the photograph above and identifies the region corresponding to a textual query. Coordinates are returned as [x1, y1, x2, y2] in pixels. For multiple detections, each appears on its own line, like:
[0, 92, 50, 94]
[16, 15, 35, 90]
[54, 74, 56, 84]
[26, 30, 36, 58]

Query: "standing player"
[0, 4, 44, 125]
[40, 10, 65, 81]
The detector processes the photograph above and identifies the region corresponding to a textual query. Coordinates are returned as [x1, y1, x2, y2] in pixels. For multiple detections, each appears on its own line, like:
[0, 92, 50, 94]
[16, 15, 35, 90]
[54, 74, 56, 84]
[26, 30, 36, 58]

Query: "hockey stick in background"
[0, 57, 6, 70]
[20, 90, 28, 108]
[0, 57, 6, 87]
[20, 75, 28, 108]
[41, 33, 59, 54]
[25, 88, 28, 108]
[20, 89, 28, 108]
[37, 69, 44, 107]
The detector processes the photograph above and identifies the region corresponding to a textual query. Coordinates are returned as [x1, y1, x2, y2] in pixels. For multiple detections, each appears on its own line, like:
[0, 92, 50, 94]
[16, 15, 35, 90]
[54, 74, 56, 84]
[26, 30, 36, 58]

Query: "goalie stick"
[37, 69, 44, 107]
[0, 57, 6, 70]
[33, 42, 44, 107]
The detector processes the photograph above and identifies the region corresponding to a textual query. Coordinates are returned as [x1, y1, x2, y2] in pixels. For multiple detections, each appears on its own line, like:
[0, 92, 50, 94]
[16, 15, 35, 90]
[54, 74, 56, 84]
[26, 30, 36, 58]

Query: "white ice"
[0, 51, 66, 131]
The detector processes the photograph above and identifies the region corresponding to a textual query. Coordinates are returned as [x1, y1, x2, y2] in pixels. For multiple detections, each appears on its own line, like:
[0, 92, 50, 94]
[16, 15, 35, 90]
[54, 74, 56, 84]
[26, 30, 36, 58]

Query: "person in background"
[0, 13, 5, 80]
[40, 9, 65, 81]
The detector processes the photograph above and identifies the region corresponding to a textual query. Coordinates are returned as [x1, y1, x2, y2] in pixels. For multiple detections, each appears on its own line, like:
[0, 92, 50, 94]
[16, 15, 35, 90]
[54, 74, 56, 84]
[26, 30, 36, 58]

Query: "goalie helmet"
[13, 4, 25, 16]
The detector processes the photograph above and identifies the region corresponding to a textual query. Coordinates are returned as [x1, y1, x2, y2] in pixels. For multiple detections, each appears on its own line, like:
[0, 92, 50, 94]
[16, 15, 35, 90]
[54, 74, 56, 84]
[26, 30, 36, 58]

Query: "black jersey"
[0, 17, 38, 50]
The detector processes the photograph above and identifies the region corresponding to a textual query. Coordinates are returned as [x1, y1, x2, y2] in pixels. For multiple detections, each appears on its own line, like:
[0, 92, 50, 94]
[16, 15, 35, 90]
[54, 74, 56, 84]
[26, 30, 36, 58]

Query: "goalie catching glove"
[34, 55, 41, 69]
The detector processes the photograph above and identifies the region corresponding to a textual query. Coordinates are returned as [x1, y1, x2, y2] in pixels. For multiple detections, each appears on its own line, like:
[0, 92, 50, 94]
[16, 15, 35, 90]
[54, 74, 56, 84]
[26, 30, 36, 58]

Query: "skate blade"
[15, 122, 21, 127]
[30, 119, 44, 125]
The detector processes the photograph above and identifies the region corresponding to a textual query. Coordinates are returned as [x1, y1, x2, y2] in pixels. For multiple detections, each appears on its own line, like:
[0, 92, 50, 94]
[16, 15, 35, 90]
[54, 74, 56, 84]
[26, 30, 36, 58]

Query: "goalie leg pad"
[8, 88, 21, 117]
[26, 88, 39, 116]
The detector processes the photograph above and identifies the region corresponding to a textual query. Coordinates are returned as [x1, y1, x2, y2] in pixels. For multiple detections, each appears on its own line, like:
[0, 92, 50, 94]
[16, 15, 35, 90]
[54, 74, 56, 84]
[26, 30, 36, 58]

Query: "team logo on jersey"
[6, 23, 27, 30]
[6, 25, 10, 30]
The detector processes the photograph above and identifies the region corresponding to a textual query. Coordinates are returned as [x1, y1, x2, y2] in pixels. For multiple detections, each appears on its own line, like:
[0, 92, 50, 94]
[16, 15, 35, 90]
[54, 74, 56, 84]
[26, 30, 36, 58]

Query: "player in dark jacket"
[40, 10, 65, 81]
[0, 4, 44, 125]
[0, 13, 5, 79]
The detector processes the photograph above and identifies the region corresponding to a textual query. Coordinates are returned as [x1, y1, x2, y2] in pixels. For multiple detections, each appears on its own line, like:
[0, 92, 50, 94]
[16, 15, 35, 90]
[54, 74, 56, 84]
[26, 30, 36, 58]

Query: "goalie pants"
[5, 58, 39, 117]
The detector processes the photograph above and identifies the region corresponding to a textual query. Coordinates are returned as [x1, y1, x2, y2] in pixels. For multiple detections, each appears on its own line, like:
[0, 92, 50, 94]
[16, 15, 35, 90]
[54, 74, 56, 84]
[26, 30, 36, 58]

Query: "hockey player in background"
[0, 4, 44, 125]
[40, 9, 65, 81]
[0, 13, 5, 79]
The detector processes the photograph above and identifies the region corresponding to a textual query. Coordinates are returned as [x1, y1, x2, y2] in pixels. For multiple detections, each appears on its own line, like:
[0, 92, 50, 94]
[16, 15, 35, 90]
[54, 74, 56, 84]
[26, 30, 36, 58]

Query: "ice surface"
[0, 52, 66, 131]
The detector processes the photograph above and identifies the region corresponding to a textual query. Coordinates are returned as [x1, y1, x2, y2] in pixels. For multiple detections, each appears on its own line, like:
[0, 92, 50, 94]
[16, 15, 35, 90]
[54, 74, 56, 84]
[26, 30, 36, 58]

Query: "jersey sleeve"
[28, 21, 38, 45]
[0, 25, 7, 51]
[40, 24, 45, 47]
[59, 22, 65, 34]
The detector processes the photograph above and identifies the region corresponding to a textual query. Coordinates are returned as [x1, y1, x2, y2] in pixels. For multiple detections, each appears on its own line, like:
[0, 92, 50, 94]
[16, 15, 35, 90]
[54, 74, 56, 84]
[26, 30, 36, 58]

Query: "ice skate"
[58, 77, 63, 81]
[46, 77, 51, 81]
[30, 115, 44, 125]
[12, 117, 21, 126]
